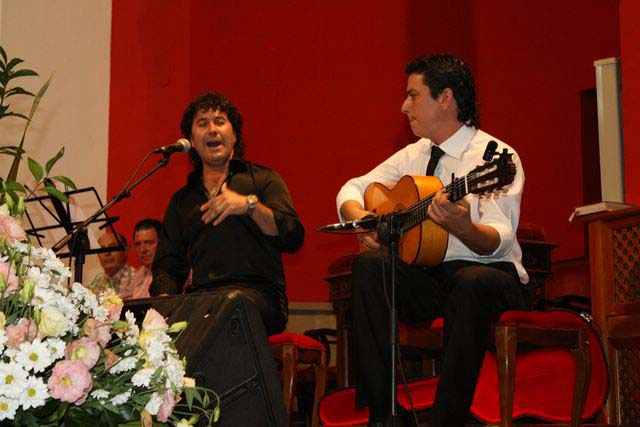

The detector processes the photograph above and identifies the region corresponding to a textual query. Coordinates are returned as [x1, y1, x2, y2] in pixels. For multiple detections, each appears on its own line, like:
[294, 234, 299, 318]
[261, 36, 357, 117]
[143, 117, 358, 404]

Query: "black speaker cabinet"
[124, 292, 287, 426]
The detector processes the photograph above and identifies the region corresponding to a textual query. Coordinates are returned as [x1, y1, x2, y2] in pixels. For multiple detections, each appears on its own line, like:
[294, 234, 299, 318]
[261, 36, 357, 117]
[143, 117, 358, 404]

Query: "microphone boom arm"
[52, 153, 172, 253]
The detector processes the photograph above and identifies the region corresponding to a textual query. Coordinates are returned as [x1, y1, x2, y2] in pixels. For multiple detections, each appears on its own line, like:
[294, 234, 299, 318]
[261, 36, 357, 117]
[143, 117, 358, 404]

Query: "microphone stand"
[377, 211, 405, 426]
[52, 153, 173, 283]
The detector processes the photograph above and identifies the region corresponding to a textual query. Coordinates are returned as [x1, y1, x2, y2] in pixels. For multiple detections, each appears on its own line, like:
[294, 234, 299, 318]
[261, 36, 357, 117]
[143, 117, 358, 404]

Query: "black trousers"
[351, 251, 531, 426]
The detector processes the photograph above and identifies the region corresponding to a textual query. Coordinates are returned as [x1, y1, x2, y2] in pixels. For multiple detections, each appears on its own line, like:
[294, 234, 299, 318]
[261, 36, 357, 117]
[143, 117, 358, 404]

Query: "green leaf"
[6, 73, 52, 183]
[4, 192, 15, 209]
[3, 111, 30, 120]
[5, 57, 24, 71]
[64, 407, 101, 427]
[28, 157, 44, 182]
[0, 46, 7, 64]
[46, 146, 65, 174]
[8, 68, 38, 79]
[185, 387, 196, 408]
[4, 180, 26, 193]
[52, 175, 77, 190]
[43, 186, 69, 203]
[213, 405, 221, 422]
[5, 86, 35, 98]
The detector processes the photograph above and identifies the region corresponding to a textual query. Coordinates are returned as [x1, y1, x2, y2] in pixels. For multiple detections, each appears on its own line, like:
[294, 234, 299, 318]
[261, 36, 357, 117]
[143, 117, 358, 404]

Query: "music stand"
[23, 186, 126, 283]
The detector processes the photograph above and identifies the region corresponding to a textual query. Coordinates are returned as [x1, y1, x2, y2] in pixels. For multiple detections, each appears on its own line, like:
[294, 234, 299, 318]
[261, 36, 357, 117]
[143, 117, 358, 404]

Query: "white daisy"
[146, 332, 171, 367]
[19, 376, 49, 410]
[0, 362, 28, 398]
[109, 356, 138, 374]
[43, 255, 70, 278]
[92, 306, 109, 322]
[2, 347, 18, 361]
[90, 389, 110, 399]
[16, 339, 52, 373]
[110, 390, 131, 406]
[9, 241, 29, 255]
[164, 355, 185, 389]
[0, 396, 18, 421]
[144, 392, 162, 415]
[132, 368, 155, 388]
[46, 338, 66, 360]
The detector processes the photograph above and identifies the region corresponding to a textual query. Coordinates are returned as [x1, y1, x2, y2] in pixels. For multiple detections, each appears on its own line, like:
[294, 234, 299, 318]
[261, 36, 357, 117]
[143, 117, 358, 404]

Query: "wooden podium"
[579, 206, 640, 425]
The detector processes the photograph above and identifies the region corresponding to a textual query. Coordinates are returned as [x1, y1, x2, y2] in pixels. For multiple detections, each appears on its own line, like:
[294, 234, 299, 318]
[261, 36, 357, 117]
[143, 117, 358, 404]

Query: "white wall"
[0, 0, 111, 282]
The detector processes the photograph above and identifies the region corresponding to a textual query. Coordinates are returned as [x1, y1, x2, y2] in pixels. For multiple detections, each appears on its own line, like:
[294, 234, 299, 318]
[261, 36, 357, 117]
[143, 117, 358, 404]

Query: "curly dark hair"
[180, 92, 245, 175]
[405, 54, 479, 128]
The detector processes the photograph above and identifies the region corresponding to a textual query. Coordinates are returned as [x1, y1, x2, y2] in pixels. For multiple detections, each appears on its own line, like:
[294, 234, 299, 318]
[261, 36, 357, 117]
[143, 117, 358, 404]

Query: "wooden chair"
[318, 309, 607, 427]
[269, 332, 328, 427]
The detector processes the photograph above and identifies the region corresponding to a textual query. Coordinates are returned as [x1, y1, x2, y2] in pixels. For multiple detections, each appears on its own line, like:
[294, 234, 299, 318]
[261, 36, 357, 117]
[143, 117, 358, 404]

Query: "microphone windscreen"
[177, 138, 191, 152]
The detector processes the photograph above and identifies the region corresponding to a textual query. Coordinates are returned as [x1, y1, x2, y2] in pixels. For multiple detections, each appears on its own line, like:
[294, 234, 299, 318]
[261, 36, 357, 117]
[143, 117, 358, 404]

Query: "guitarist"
[336, 54, 531, 427]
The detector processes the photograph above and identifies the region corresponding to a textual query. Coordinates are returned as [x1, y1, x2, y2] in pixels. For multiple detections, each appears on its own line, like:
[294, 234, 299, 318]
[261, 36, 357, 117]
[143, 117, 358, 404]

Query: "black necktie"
[426, 145, 445, 176]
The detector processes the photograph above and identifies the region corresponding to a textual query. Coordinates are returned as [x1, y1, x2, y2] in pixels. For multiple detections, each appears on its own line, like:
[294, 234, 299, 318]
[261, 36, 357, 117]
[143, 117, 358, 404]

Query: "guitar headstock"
[466, 152, 516, 197]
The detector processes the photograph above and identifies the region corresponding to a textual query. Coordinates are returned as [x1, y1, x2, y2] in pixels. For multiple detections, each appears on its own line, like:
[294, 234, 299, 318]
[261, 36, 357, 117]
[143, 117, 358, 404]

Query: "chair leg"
[495, 324, 517, 427]
[311, 358, 327, 427]
[281, 344, 298, 422]
[570, 328, 591, 427]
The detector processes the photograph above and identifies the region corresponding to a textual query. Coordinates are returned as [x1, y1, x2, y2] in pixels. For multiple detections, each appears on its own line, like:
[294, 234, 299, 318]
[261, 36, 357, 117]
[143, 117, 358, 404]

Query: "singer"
[336, 55, 530, 427]
[150, 92, 304, 335]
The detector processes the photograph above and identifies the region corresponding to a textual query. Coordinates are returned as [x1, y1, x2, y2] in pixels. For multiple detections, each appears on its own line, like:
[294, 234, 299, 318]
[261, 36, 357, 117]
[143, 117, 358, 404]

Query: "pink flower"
[48, 360, 92, 405]
[142, 308, 168, 331]
[65, 337, 101, 369]
[83, 318, 111, 348]
[0, 261, 18, 296]
[5, 318, 39, 348]
[0, 215, 26, 242]
[156, 388, 176, 422]
[100, 292, 123, 322]
[103, 349, 119, 371]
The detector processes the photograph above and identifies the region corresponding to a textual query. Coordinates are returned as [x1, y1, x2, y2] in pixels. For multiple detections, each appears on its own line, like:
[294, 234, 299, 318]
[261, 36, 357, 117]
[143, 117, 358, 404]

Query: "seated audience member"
[130, 218, 162, 299]
[96, 231, 137, 299]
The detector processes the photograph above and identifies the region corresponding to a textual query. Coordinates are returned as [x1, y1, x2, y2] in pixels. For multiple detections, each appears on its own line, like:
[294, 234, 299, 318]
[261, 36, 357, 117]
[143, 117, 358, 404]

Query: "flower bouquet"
[0, 46, 220, 427]
[0, 201, 219, 426]
[0, 47, 219, 426]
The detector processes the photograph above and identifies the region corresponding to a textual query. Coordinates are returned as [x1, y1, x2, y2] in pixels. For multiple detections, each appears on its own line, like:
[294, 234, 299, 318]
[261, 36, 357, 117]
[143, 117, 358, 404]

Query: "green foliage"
[0, 46, 75, 214]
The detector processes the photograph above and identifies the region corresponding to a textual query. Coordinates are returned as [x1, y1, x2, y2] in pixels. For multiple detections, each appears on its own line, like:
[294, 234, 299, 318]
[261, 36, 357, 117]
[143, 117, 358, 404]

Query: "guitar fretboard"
[400, 166, 497, 232]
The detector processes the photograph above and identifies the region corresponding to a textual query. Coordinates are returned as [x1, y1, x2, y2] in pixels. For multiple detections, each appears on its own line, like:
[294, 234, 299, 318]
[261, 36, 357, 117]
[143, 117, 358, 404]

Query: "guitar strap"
[426, 145, 445, 176]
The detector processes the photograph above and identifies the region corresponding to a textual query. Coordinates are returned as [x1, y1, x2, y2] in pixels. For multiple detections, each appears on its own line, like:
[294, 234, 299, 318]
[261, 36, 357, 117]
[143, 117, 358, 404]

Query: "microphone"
[153, 138, 191, 154]
[317, 215, 379, 232]
[482, 140, 498, 161]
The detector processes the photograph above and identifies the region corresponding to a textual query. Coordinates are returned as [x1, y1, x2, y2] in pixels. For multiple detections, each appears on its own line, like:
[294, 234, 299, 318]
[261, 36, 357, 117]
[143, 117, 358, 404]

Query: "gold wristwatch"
[245, 194, 258, 217]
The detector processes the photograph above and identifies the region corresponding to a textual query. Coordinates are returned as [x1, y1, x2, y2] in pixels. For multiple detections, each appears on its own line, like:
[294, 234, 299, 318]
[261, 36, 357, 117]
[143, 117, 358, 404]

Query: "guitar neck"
[400, 175, 470, 231]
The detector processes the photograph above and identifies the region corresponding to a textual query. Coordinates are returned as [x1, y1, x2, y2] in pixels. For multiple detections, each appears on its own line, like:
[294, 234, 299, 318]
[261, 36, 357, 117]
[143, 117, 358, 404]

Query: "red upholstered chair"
[318, 310, 608, 427]
[269, 332, 328, 427]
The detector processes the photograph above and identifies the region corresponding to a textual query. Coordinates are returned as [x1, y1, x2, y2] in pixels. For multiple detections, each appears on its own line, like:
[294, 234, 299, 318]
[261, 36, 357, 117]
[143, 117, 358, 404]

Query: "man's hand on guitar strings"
[427, 188, 473, 235]
[340, 202, 381, 250]
[358, 231, 380, 250]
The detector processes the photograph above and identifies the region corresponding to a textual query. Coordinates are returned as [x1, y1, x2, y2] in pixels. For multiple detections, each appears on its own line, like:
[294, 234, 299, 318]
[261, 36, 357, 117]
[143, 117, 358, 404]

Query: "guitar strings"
[401, 169, 486, 231]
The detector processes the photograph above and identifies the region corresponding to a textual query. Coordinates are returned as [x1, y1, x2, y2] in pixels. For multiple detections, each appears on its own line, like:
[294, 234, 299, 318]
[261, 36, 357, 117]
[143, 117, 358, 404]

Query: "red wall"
[109, 0, 623, 302]
[109, 1, 192, 247]
[620, 0, 640, 205]
[472, 0, 620, 260]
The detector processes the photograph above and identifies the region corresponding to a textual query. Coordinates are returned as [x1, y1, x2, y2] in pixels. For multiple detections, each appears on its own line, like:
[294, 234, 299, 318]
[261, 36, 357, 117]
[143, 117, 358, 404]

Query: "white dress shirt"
[336, 125, 528, 284]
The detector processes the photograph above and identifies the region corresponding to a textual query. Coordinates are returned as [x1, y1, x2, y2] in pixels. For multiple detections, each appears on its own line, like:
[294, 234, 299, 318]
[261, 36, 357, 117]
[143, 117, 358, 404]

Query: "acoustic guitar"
[363, 153, 516, 266]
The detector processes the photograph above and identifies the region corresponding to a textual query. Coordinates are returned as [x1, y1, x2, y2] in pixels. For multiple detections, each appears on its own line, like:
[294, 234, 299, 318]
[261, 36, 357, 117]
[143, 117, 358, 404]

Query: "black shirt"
[150, 158, 305, 317]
